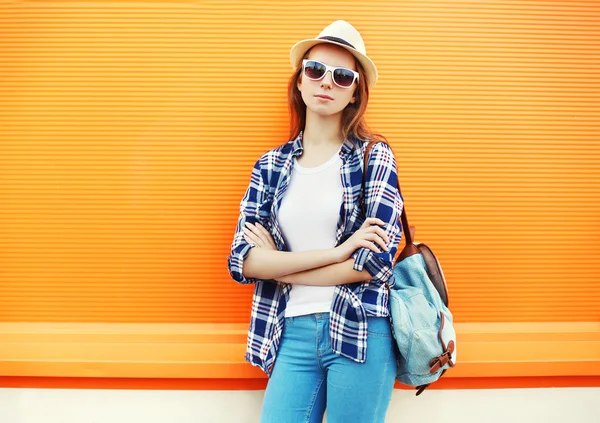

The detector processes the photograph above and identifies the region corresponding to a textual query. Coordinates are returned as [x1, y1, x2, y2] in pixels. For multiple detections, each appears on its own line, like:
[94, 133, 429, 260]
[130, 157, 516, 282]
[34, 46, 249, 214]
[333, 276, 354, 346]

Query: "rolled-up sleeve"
[227, 157, 268, 285]
[351, 142, 404, 286]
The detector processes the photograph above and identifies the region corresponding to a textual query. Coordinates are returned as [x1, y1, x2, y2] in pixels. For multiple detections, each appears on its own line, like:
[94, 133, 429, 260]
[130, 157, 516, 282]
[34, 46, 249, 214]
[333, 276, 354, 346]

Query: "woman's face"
[297, 43, 358, 117]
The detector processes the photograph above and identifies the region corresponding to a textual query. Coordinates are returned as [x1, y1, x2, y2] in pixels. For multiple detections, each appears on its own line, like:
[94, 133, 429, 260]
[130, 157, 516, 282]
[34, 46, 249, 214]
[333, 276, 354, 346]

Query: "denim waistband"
[285, 312, 330, 323]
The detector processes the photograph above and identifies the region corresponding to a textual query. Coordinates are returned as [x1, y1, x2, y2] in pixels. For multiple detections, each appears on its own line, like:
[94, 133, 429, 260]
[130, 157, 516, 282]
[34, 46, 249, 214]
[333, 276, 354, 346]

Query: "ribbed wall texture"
[0, 1, 598, 324]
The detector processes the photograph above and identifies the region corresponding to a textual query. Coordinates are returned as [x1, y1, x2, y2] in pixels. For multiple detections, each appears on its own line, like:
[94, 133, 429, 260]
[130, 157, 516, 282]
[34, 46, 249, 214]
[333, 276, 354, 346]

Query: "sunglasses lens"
[304, 61, 326, 80]
[333, 68, 355, 87]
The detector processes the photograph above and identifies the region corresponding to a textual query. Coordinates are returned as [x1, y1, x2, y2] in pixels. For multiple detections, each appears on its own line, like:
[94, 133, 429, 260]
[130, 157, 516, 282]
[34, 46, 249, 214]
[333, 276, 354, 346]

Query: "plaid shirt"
[227, 131, 404, 377]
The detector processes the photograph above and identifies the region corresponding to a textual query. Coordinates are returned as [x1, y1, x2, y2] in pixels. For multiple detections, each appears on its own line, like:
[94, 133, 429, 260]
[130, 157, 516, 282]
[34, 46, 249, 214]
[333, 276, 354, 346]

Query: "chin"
[311, 109, 341, 118]
[307, 104, 344, 117]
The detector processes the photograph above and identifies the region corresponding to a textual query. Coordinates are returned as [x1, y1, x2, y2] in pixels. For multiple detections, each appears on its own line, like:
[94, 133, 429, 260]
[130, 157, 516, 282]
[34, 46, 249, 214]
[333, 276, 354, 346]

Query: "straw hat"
[290, 20, 378, 88]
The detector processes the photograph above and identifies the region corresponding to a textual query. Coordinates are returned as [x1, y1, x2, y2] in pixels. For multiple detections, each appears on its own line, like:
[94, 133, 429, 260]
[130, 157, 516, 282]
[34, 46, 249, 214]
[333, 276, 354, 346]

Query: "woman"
[227, 20, 404, 423]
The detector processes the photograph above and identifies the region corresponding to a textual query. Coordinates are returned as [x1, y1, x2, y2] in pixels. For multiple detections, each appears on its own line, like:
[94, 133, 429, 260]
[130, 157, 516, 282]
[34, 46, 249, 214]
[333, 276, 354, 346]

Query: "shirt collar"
[291, 130, 356, 160]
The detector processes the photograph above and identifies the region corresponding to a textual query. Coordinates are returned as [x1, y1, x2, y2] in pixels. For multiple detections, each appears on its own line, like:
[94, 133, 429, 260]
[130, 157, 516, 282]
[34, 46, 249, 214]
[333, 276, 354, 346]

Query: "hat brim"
[290, 38, 378, 88]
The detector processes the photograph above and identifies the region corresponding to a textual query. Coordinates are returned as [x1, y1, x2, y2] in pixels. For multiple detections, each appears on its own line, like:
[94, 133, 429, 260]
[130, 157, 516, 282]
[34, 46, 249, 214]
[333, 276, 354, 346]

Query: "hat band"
[317, 36, 356, 50]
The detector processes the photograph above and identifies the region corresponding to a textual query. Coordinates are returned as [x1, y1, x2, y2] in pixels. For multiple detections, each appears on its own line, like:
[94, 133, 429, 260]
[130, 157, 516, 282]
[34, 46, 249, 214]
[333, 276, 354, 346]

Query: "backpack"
[362, 141, 457, 396]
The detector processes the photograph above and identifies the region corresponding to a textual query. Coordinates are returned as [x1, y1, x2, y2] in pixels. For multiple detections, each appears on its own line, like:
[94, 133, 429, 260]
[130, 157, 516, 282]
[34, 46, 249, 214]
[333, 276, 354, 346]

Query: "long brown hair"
[287, 47, 387, 146]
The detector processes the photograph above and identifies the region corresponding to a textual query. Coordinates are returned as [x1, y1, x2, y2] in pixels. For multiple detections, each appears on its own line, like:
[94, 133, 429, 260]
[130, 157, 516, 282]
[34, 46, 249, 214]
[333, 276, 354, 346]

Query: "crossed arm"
[241, 222, 373, 286]
[278, 258, 374, 286]
[227, 143, 403, 288]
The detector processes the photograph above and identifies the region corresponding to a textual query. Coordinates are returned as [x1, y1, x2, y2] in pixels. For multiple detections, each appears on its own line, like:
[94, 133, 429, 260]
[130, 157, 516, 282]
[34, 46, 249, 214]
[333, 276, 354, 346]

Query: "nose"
[320, 69, 334, 88]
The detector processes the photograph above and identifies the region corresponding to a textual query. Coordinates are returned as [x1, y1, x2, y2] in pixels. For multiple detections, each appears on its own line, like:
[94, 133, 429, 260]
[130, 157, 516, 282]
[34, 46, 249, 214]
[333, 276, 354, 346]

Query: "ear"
[350, 87, 357, 104]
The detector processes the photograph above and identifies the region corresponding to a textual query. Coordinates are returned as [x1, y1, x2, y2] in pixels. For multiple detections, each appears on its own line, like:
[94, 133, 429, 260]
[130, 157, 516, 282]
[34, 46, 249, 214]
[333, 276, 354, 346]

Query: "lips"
[315, 94, 333, 100]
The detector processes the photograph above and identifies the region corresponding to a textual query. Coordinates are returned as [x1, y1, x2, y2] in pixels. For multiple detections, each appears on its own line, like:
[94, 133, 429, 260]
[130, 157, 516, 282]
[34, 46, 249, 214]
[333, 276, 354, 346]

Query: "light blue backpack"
[389, 241, 456, 395]
[363, 141, 456, 396]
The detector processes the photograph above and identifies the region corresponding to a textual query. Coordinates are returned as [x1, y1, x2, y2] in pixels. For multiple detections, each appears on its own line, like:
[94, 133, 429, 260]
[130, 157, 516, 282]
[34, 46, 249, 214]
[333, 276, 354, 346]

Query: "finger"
[253, 223, 274, 245]
[249, 225, 270, 246]
[244, 234, 258, 247]
[243, 227, 260, 245]
[244, 222, 264, 238]
[360, 239, 383, 253]
[365, 225, 390, 246]
[367, 232, 389, 252]
[361, 217, 386, 230]
[247, 223, 272, 247]
[255, 223, 278, 247]
[374, 227, 391, 245]
[254, 222, 270, 237]
[367, 217, 386, 225]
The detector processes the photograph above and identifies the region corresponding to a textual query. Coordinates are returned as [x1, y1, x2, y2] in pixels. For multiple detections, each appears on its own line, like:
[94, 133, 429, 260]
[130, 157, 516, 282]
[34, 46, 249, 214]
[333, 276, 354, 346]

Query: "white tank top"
[278, 144, 344, 318]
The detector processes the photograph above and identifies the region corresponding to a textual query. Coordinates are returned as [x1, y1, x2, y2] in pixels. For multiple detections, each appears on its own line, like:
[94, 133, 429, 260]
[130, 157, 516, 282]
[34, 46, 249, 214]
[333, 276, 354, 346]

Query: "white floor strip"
[0, 387, 597, 423]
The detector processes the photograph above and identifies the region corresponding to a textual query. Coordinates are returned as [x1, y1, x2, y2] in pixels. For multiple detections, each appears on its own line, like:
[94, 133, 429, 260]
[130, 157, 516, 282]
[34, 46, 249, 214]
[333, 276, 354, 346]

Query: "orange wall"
[1, 1, 599, 327]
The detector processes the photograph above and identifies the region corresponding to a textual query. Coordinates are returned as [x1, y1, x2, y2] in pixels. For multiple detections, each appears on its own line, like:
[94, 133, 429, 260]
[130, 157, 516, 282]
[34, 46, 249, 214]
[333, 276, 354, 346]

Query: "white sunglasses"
[302, 59, 359, 88]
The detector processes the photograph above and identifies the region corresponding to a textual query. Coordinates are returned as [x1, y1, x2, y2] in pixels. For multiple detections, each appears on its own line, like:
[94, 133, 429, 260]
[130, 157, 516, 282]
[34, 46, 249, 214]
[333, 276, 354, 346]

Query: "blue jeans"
[260, 312, 397, 423]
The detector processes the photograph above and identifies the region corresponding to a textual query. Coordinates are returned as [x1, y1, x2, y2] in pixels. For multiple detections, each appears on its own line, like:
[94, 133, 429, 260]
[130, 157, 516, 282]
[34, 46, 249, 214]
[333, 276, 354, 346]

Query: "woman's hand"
[243, 221, 278, 251]
[335, 217, 390, 262]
